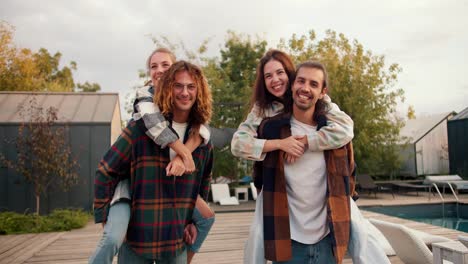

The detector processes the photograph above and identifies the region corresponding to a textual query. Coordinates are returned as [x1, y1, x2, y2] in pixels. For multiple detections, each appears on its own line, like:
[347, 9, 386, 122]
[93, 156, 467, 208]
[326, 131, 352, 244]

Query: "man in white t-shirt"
[255, 61, 356, 264]
[284, 61, 334, 263]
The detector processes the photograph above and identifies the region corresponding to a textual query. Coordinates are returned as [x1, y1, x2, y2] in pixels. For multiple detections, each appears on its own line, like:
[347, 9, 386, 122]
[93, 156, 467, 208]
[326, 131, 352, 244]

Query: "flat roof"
[0, 92, 120, 123]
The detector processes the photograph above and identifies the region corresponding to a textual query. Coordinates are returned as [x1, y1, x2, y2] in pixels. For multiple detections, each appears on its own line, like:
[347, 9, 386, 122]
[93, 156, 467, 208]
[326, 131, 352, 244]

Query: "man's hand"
[183, 223, 197, 245]
[284, 153, 298, 164]
[166, 155, 185, 176]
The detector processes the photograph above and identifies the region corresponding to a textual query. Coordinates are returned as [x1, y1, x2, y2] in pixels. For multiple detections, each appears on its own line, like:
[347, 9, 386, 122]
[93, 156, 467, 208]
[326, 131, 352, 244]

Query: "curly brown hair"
[155, 61, 212, 126]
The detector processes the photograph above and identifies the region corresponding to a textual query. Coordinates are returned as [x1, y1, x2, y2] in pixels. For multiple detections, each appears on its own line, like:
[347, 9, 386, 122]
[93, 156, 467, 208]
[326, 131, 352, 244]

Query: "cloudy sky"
[2, 0, 467, 119]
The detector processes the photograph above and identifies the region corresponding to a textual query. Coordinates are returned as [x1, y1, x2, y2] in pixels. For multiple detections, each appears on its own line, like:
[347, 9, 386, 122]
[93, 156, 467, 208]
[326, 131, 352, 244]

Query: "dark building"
[448, 107, 468, 179]
[0, 92, 121, 214]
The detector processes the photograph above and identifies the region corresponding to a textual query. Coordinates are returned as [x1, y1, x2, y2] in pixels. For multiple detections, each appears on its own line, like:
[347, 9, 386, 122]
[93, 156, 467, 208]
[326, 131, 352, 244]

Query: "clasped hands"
[166, 154, 196, 176]
[280, 135, 308, 164]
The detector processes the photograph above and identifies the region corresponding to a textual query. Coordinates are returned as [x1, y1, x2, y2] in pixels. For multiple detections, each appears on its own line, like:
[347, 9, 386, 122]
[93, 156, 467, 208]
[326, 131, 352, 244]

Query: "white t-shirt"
[284, 116, 329, 244]
[169, 121, 188, 160]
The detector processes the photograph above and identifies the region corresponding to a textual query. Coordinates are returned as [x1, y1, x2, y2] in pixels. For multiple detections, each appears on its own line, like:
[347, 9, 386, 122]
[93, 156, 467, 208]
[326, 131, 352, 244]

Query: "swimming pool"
[362, 203, 468, 232]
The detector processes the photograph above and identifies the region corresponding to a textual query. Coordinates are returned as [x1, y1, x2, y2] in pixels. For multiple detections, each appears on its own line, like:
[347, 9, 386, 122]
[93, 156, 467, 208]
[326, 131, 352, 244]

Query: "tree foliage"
[207, 31, 267, 129]
[141, 29, 406, 178]
[0, 21, 100, 92]
[278, 30, 405, 175]
[76, 81, 101, 92]
[407, 105, 416, 120]
[204, 32, 266, 180]
[0, 97, 79, 214]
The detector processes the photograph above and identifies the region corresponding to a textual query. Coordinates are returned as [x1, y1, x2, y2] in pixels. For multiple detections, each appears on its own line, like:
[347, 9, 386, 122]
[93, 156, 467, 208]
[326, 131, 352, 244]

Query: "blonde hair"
[155, 61, 212, 126]
[147, 48, 176, 70]
[145, 47, 176, 82]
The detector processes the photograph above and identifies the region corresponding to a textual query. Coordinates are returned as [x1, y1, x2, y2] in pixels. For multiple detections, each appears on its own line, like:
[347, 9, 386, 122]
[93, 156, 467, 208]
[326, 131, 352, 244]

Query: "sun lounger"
[393, 182, 432, 196]
[211, 183, 239, 205]
[424, 175, 468, 193]
[250, 182, 257, 201]
[357, 174, 394, 198]
[369, 218, 451, 264]
[459, 235, 468, 248]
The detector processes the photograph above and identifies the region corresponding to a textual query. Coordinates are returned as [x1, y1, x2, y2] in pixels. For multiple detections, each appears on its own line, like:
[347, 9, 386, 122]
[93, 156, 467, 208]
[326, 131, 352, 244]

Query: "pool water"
[362, 203, 468, 233]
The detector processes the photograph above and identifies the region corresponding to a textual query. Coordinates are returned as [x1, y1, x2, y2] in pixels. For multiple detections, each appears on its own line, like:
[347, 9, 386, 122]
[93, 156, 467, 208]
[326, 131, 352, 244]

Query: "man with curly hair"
[94, 61, 213, 264]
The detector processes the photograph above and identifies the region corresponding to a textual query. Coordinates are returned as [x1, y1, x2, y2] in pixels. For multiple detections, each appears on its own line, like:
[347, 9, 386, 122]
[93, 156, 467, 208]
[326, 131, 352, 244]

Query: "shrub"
[0, 209, 89, 234]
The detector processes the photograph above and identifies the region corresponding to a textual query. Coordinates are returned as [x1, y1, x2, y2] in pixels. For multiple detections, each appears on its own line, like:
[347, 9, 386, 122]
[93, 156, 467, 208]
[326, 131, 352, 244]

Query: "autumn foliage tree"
[0, 97, 79, 214]
[0, 21, 100, 92]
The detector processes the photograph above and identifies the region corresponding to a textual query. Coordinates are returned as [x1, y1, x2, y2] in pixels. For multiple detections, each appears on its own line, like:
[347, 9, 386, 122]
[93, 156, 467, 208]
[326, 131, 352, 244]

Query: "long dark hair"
[251, 49, 296, 117]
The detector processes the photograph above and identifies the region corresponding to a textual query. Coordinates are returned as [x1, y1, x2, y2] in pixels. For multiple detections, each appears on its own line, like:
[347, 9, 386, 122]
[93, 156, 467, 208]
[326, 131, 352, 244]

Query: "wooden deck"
[1, 193, 467, 264]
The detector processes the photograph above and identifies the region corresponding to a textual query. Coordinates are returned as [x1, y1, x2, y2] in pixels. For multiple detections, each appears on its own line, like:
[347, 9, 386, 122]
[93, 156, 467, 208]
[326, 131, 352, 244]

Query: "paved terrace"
[1, 192, 467, 264]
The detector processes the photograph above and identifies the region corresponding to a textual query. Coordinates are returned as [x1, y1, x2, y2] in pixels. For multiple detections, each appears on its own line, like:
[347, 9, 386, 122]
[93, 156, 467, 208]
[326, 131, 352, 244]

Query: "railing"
[446, 182, 459, 201]
[432, 183, 445, 219]
[446, 182, 460, 218]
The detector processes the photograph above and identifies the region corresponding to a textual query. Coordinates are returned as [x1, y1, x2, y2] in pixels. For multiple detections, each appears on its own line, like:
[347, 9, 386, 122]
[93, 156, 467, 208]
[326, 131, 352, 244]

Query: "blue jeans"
[273, 235, 336, 264]
[89, 202, 131, 264]
[118, 242, 187, 264]
[186, 206, 215, 252]
[89, 202, 213, 263]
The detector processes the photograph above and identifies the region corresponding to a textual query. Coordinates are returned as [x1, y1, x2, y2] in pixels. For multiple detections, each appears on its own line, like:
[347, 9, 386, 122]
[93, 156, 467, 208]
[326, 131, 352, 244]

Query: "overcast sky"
[2, 0, 467, 120]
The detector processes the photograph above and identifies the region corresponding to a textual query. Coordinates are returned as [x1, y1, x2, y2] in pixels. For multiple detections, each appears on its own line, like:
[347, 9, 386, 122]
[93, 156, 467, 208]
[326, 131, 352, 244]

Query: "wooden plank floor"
[1, 193, 467, 264]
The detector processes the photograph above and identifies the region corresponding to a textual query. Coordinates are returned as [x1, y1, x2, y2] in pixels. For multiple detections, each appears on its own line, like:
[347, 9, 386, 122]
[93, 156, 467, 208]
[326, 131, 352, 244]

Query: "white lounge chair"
[211, 183, 239, 205]
[424, 175, 468, 193]
[369, 218, 451, 264]
[250, 182, 257, 201]
[459, 235, 468, 248]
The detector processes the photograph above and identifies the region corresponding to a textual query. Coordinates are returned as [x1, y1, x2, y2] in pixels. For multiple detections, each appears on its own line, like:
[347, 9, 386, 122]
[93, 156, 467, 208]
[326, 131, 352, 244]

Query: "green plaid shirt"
[94, 119, 213, 260]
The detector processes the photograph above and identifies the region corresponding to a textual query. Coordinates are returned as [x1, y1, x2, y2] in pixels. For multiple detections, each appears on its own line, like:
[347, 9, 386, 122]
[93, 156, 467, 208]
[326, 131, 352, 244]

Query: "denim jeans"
[273, 234, 336, 264]
[118, 242, 187, 264]
[89, 202, 212, 264]
[186, 206, 215, 252]
[89, 202, 131, 264]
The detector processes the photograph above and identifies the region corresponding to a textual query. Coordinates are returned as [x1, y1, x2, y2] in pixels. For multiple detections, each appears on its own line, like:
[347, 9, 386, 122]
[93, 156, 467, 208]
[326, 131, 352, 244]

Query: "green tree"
[205, 32, 267, 180]
[279, 30, 405, 176]
[207, 31, 267, 129]
[0, 97, 79, 214]
[75, 81, 101, 92]
[0, 21, 99, 92]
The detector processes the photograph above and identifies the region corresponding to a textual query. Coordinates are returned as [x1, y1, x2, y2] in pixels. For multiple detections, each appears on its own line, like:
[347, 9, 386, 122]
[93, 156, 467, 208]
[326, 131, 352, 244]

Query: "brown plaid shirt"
[253, 112, 356, 263]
